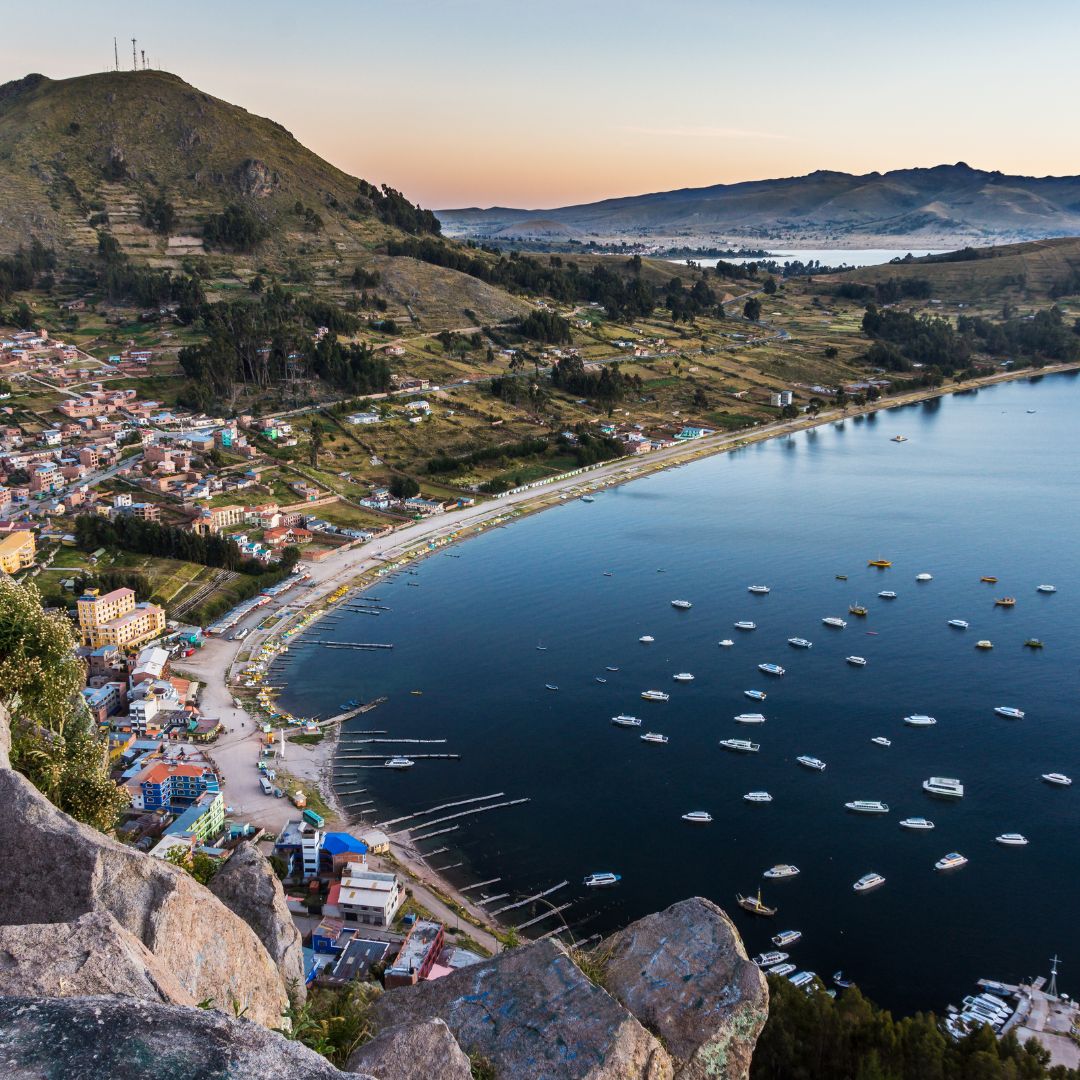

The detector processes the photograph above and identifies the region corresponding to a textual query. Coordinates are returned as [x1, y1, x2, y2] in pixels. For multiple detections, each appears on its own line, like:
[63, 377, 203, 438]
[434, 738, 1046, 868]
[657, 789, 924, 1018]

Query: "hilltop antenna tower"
[113, 38, 119, 71]
[1048, 955, 1062, 998]
[141, 50, 146, 70]
[131, 38, 137, 71]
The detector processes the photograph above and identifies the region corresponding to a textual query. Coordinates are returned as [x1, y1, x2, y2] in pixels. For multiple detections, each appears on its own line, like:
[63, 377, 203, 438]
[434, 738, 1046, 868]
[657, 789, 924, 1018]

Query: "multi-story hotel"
[0, 530, 35, 574]
[76, 587, 165, 649]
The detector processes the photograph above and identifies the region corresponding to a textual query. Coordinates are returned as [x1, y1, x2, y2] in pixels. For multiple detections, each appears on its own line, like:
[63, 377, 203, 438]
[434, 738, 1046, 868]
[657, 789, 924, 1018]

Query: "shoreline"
[192, 359, 1079, 944]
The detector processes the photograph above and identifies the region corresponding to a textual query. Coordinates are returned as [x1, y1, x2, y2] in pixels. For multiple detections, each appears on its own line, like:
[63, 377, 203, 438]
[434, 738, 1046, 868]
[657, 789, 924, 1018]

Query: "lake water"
[676, 248, 949, 268]
[278, 373, 1079, 1014]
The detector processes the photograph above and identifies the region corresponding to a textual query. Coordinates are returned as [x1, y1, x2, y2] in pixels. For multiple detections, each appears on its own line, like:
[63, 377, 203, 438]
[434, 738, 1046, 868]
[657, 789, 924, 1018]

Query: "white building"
[330, 867, 404, 927]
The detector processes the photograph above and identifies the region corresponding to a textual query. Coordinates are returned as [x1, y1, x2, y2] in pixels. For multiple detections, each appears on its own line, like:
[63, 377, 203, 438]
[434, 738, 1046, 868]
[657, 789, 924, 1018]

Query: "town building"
[128, 760, 221, 812]
[384, 920, 446, 988]
[76, 587, 165, 649]
[0, 529, 35, 574]
[325, 866, 403, 928]
[162, 791, 226, 843]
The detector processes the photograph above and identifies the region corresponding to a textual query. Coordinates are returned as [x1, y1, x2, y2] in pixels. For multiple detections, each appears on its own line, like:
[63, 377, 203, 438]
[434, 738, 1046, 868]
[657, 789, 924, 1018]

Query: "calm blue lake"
[278, 372, 1080, 1014]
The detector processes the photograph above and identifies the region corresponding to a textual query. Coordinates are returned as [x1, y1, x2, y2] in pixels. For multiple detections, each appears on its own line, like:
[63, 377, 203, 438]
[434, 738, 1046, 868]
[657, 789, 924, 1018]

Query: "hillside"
[438, 164, 1080, 248]
[824, 236, 1080, 302]
[0, 70, 528, 327]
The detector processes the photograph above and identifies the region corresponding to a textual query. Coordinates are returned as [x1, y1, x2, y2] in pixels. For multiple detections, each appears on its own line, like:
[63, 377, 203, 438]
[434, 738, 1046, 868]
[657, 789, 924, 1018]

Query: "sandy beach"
[183, 358, 1079, 940]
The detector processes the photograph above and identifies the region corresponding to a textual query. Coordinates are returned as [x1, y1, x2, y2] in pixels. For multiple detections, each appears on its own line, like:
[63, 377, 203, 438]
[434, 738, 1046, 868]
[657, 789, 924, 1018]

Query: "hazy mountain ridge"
[438, 164, 1080, 247]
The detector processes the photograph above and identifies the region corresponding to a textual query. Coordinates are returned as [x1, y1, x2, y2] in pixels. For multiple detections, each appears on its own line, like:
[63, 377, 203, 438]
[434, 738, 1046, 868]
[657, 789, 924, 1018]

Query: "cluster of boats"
[944, 988, 1016, 1039]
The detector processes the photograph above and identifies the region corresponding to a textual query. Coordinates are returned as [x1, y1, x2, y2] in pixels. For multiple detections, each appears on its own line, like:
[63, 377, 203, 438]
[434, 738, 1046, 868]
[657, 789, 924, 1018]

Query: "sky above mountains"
[5, 0, 1079, 209]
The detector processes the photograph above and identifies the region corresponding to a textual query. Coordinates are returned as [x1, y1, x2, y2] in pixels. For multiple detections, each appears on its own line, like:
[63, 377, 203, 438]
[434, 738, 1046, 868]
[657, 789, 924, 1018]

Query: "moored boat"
[758, 663, 785, 676]
[1024, 638, 1044, 648]
[764, 864, 800, 879]
[976, 640, 993, 649]
[718, 639, 735, 647]
[641, 689, 670, 702]
[1036, 584, 1057, 594]
[671, 599, 692, 610]
[1041, 772, 1072, 786]
[736, 888, 777, 916]
[734, 621, 757, 631]
[748, 585, 771, 594]
[848, 602, 868, 616]
[744, 791, 773, 802]
[853, 872, 886, 892]
[772, 929, 802, 947]
[935, 852, 968, 871]
[916, 572, 933, 581]
[641, 732, 668, 744]
[744, 689, 767, 701]
[384, 756, 415, 769]
[996, 833, 1029, 846]
[822, 616, 847, 628]
[753, 951, 789, 967]
[611, 714, 643, 727]
[769, 962, 797, 976]
[868, 559, 892, 568]
[846, 655, 867, 666]
[878, 590, 897, 599]
[788, 637, 813, 649]
[947, 619, 970, 629]
[639, 635, 655, 643]
[994, 706, 1025, 719]
[980, 576, 998, 583]
[994, 596, 1015, 607]
[672, 672, 695, 682]
[584, 872, 620, 887]
[545, 684, 559, 691]
[845, 800, 889, 814]
[904, 714, 937, 727]
[900, 817, 935, 830]
[735, 712, 766, 724]
[682, 810, 713, 824]
[923, 776, 964, 798]
[796, 755, 826, 771]
[721, 738, 760, 753]
[871, 736, 892, 747]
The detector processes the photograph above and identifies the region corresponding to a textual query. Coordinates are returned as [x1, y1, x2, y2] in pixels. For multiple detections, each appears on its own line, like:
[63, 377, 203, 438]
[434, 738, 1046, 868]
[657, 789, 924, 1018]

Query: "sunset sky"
[5, 0, 1078, 209]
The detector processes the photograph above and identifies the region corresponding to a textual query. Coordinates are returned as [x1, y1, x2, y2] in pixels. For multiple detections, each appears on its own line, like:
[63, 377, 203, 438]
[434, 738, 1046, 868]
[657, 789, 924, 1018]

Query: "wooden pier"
[378, 793, 505, 829]
[490, 881, 568, 917]
[515, 903, 573, 932]
[315, 641, 394, 650]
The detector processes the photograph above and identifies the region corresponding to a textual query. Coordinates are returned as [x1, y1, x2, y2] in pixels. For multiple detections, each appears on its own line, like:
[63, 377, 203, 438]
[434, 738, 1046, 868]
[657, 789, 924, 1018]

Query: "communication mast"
[1048, 955, 1062, 998]
[141, 50, 146, 70]
[131, 38, 137, 71]
[113, 37, 119, 72]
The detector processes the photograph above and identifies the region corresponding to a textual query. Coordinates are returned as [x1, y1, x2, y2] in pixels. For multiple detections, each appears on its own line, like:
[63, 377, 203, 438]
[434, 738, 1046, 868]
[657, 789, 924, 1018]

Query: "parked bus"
[302, 808, 325, 829]
[259, 776, 273, 796]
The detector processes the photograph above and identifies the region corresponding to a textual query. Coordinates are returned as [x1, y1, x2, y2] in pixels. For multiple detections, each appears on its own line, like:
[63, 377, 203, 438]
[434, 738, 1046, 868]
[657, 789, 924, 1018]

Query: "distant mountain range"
[437, 164, 1080, 248]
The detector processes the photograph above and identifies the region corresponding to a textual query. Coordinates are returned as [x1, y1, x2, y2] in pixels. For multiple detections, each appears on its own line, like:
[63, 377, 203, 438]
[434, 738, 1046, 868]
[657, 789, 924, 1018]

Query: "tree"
[743, 297, 762, 322]
[389, 475, 420, 499]
[762, 275, 777, 295]
[164, 844, 221, 885]
[309, 418, 324, 468]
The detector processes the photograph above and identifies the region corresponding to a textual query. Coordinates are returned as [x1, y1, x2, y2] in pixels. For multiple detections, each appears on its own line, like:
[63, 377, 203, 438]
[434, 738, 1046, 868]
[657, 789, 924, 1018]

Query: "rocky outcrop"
[598, 897, 768, 1080]
[234, 158, 277, 197]
[0, 765, 289, 1027]
[0, 911, 195, 1006]
[209, 842, 306, 1004]
[371, 937, 674, 1079]
[345, 1017, 471, 1080]
[0, 996, 375, 1080]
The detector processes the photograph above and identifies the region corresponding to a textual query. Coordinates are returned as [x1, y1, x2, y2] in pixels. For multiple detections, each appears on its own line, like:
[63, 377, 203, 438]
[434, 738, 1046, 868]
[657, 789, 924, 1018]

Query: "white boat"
[878, 590, 897, 599]
[769, 962, 797, 976]
[822, 616, 847, 628]
[672, 673, 695, 682]
[845, 800, 889, 814]
[900, 817, 935, 830]
[994, 706, 1025, 719]
[611, 714, 643, 727]
[772, 930, 802, 947]
[721, 739, 760, 753]
[748, 585, 771, 595]
[947, 619, 970, 629]
[671, 599, 692, 610]
[975, 640, 993, 649]
[923, 777, 964, 798]
[996, 833, 1029, 846]
[853, 872, 886, 892]
[744, 689, 767, 701]
[788, 637, 813, 649]
[734, 621, 757, 631]
[682, 810, 713, 824]
[584, 872, 620, 887]
[639, 635, 655, 644]
[640, 732, 669, 744]
[545, 684, 559, 691]
[641, 689, 670, 702]
[764, 864, 800, 879]
[789, 971, 817, 987]
[1036, 584, 1056, 594]
[384, 756, 415, 769]
[753, 951, 789, 967]
[1041, 773, 1072, 786]
[718, 639, 735, 647]
[845, 656, 867, 666]
[935, 852, 968, 871]
[758, 663, 785, 676]
[904, 714, 937, 727]
[735, 712, 767, 724]
[744, 791, 773, 802]
[916, 572, 933, 581]
[606, 666, 620, 671]
[796, 755, 826, 771]
[871, 736, 892, 747]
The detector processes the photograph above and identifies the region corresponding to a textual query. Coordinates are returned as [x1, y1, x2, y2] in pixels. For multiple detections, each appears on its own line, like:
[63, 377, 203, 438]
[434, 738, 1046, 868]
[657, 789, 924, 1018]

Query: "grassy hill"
[824, 237, 1080, 302]
[0, 70, 528, 327]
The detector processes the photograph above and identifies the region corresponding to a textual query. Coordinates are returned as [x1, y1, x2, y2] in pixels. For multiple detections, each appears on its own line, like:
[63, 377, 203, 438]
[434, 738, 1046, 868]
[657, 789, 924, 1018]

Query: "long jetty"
[411, 824, 460, 842]
[336, 753, 460, 761]
[378, 794, 505, 829]
[490, 880, 568, 917]
[388, 797, 529, 834]
[315, 641, 394, 650]
[515, 903, 573, 932]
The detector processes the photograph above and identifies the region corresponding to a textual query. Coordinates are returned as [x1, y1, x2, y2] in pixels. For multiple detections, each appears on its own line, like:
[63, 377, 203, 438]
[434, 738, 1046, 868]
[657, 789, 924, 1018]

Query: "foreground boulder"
[598, 897, 768, 1080]
[209, 841, 306, 1004]
[0, 767, 289, 1027]
[0, 911, 195, 1006]
[371, 937, 673, 1079]
[0, 996, 372, 1080]
[345, 1017, 471, 1079]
